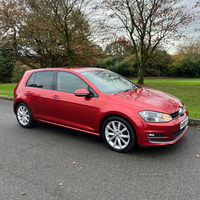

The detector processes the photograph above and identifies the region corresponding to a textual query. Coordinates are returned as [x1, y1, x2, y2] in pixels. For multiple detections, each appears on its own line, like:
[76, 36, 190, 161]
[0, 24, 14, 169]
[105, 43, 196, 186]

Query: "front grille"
[172, 126, 186, 139]
[170, 111, 180, 119]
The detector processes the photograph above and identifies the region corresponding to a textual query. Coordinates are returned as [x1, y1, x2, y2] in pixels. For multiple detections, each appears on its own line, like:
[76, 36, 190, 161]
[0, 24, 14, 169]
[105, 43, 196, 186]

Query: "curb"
[0, 95, 14, 101]
[189, 118, 200, 126]
[1, 95, 200, 126]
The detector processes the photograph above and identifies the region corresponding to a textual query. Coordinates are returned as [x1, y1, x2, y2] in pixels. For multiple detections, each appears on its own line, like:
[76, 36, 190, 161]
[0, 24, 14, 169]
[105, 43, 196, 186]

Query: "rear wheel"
[102, 116, 137, 153]
[16, 103, 36, 128]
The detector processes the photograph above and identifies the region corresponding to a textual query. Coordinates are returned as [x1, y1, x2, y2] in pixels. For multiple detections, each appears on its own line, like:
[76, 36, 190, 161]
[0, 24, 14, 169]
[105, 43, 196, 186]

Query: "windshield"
[81, 70, 138, 94]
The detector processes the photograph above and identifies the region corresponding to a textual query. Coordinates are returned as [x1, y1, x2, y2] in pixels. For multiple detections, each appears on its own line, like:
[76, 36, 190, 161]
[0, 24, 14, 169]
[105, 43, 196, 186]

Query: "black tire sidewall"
[102, 116, 136, 153]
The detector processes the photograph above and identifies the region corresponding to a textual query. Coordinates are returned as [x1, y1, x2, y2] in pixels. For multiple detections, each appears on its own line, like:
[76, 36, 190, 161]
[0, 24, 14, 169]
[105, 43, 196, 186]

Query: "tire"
[16, 103, 36, 128]
[101, 116, 137, 153]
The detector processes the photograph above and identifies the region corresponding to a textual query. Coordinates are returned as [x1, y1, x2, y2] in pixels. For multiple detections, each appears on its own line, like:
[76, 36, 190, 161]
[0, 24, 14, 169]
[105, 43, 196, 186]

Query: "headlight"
[183, 106, 186, 113]
[139, 111, 172, 122]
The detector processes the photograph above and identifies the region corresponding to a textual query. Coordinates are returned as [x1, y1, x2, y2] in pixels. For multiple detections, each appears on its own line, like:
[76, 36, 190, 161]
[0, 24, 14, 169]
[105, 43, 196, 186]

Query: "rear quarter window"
[26, 73, 36, 87]
[26, 71, 54, 90]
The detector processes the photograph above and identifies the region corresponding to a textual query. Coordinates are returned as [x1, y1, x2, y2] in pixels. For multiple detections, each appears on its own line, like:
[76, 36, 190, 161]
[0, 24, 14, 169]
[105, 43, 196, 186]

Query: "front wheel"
[102, 116, 137, 153]
[16, 103, 36, 128]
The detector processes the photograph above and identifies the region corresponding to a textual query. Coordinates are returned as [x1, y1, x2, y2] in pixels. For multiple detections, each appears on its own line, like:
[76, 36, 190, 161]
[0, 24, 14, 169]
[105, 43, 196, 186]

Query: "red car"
[14, 68, 189, 152]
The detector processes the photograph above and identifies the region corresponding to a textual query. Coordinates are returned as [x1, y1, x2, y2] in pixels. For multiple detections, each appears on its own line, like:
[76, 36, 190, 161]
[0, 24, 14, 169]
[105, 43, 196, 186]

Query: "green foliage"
[145, 50, 172, 77]
[116, 56, 138, 77]
[0, 50, 14, 83]
[95, 50, 200, 78]
[11, 64, 32, 83]
[102, 56, 119, 68]
[175, 54, 200, 77]
[167, 53, 184, 76]
[95, 55, 138, 77]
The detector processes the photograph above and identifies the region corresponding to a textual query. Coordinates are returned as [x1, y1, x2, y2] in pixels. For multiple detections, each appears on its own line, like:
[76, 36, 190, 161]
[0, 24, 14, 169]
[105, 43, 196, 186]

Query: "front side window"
[81, 70, 138, 94]
[56, 71, 88, 93]
[33, 71, 54, 90]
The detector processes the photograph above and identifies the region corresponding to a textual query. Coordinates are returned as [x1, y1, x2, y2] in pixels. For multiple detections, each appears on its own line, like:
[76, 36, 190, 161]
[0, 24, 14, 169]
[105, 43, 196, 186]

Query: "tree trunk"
[137, 62, 145, 84]
[68, 56, 74, 67]
[67, 46, 74, 67]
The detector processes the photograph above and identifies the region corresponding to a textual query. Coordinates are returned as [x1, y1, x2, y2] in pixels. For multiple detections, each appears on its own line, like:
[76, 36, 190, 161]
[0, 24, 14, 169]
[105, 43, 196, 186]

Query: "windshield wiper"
[124, 89, 132, 92]
[124, 86, 138, 92]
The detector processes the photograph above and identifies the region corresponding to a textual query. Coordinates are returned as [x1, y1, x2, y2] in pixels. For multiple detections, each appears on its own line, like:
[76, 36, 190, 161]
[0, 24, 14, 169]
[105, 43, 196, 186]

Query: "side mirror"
[74, 89, 90, 97]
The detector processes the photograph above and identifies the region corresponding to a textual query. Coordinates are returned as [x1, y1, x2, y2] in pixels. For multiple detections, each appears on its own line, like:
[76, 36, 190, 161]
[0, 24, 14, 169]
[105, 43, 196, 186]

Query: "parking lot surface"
[0, 100, 200, 200]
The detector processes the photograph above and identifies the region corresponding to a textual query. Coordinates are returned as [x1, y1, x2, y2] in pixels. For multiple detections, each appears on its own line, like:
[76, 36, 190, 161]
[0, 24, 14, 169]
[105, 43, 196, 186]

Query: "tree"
[99, 0, 197, 84]
[40, 0, 97, 66]
[168, 53, 184, 76]
[177, 36, 200, 58]
[0, 48, 14, 83]
[0, 0, 66, 68]
[176, 54, 200, 77]
[145, 50, 171, 76]
[104, 37, 132, 55]
[0, 0, 99, 68]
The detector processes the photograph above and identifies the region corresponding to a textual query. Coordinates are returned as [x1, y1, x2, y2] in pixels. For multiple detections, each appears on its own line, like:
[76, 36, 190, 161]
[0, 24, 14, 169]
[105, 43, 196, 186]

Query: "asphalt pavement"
[0, 100, 200, 200]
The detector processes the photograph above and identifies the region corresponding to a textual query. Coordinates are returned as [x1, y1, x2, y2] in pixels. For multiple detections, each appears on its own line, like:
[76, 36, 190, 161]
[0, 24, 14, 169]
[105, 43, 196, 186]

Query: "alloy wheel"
[105, 120, 130, 150]
[17, 105, 30, 126]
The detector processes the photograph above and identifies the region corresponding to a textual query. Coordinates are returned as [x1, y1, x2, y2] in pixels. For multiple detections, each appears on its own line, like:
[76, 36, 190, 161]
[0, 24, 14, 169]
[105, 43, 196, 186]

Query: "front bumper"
[130, 112, 189, 147]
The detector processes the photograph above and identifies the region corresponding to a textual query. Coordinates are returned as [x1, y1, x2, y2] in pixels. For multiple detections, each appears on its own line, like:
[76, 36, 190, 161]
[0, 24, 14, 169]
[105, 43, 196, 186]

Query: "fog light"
[148, 134, 155, 137]
[148, 134, 164, 137]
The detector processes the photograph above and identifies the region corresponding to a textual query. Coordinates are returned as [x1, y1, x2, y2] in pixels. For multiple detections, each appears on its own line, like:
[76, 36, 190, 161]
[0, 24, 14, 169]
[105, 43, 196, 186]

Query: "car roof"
[27, 67, 107, 74]
[64, 67, 106, 73]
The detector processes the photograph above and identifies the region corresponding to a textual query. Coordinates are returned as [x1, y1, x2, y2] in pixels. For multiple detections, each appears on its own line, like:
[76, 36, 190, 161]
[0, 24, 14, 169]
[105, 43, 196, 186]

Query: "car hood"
[106, 87, 183, 114]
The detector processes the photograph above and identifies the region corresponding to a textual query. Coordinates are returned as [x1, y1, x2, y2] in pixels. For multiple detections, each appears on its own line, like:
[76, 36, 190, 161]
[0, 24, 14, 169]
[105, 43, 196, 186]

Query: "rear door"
[25, 71, 55, 122]
[52, 71, 95, 132]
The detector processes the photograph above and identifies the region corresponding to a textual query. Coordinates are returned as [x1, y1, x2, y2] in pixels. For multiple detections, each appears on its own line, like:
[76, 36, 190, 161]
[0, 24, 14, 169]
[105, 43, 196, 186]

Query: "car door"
[25, 71, 55, 122]
[52, 71, 95, 132]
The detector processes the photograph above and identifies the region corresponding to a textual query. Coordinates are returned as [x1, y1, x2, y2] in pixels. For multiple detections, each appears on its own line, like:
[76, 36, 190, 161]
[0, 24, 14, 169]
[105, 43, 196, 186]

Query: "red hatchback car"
[14, 68, 189, 152]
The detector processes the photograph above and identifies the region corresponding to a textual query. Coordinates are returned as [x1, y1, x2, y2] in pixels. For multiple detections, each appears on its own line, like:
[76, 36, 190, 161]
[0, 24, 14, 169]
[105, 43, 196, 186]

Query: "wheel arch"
[14, 100, 25, 114]
[99, 114, 138, 142]
[14, 101, 37, 121]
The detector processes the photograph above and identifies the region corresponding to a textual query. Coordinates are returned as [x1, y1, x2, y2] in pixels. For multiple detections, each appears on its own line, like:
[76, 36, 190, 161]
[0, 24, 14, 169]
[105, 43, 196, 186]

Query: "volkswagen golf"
[14, 68, 189, 152]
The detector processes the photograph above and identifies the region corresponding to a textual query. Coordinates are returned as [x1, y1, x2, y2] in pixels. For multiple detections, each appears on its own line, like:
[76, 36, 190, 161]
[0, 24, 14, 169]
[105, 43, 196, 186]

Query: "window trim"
[26, 71, 56, 90]
[53, 71, 98, 97]
[26, 72, 36, 87]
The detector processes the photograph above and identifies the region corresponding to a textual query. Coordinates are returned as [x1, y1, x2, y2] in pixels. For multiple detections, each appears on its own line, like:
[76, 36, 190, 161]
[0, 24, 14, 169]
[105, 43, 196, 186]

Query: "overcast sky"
[96, 0, 200, 53]
[167, 0, 200, 53]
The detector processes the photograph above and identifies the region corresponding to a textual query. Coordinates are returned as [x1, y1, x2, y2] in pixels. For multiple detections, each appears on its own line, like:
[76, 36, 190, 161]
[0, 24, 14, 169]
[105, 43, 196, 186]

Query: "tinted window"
[34, 71, 54, 90]
[26, 73, 36, 87]
[57, 71, 88, 93]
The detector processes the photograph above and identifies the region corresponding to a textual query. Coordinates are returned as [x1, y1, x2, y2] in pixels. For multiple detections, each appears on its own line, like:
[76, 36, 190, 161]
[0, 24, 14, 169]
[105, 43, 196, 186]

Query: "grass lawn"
[1, 79, 200, 119]
[130, 78, 200, 119]
[0, 83, 17, 98]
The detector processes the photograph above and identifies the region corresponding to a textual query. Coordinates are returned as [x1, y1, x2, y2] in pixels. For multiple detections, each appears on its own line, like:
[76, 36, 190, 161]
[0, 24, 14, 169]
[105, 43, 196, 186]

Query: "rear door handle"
[26, 91, 33, 95]
[52, 95, 60, 100]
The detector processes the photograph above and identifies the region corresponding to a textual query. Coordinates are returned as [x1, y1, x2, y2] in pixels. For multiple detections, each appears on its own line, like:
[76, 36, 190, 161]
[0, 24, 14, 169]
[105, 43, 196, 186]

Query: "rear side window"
[26, 73, 36, 87]
[26, 71, 54, 90]
[34, 71, 54, 89]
